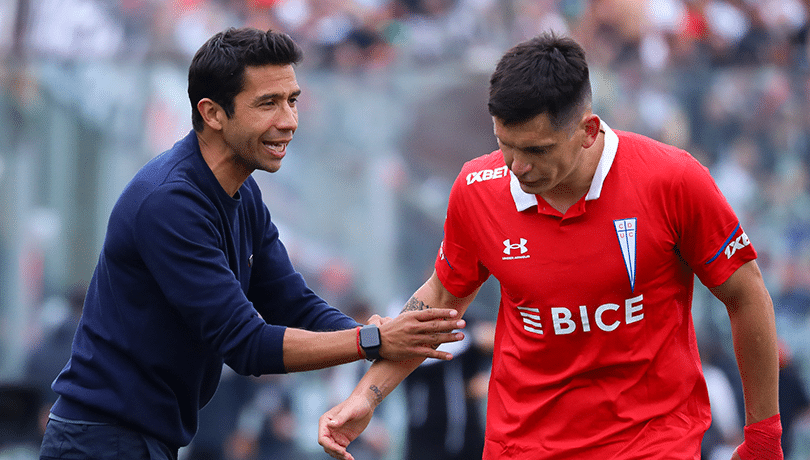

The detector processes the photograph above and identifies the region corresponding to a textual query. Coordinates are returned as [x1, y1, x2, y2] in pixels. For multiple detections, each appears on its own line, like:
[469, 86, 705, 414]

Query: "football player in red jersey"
[319, 32, 782, 460]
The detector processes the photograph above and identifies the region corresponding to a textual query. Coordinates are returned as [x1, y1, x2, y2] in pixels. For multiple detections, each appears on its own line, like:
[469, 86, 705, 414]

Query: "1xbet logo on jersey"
[725, 231, 750, 258]
[466, 166, 508, 185]
[706, 223, 751, 265]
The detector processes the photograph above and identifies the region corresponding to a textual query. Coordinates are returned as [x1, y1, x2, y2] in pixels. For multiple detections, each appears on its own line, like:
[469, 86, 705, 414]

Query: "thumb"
[327, 407, 350, 428]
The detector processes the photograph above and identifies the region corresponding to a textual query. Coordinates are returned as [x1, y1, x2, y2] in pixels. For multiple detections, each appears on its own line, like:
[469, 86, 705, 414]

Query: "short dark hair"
[188, 27, 303, 132]
[488, 32, 591, 129]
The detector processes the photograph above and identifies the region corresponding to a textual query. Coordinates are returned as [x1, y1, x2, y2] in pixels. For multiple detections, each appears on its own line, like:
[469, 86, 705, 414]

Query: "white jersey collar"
[510, 121, 619, 212]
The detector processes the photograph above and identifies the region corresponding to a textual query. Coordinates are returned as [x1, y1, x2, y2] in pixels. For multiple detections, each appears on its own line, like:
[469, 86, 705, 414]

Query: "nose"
[509, 151, 532, 177]
[276, 103, 298, 132]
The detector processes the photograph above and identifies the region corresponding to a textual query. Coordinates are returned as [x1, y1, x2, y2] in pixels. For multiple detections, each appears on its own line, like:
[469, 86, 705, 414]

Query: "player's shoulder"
[456, 150, 510, 185]
[616, 130, 697, 165]
[614, 129, 706, 178]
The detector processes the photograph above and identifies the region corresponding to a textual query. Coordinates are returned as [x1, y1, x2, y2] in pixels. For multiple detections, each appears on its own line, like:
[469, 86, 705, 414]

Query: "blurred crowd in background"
[2, 0, 810, 459]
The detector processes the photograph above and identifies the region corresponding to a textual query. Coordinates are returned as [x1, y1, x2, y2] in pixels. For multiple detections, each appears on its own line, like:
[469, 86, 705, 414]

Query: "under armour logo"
[503, 238, 528, 255]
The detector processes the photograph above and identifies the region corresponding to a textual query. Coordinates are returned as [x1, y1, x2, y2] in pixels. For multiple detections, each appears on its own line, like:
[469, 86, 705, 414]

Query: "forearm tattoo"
[401, 296, 430, 313]
[369, 384, 384, 405]
[401, 296, 441, 350]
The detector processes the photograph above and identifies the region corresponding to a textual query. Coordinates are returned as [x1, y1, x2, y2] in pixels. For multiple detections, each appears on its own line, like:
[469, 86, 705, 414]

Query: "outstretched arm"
[282, 305, 465, 372]
[319, 270, 478, 460]
[709, 260, 783, 460]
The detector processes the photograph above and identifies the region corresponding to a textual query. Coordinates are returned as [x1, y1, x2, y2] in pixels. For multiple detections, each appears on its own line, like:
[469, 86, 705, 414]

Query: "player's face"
[220, 64, 300, 174]
[494, 112, 592, 196]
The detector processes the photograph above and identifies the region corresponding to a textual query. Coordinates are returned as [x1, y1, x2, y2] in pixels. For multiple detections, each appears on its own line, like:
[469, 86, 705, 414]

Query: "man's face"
[494, 112, 590, 196]
[221, 64, 301, 174]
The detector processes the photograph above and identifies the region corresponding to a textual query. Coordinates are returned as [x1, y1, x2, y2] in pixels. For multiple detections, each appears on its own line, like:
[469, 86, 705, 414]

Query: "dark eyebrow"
[253, 89, 302, 105]
[497, 138, 552, 154]
[521, 145, 549, 154]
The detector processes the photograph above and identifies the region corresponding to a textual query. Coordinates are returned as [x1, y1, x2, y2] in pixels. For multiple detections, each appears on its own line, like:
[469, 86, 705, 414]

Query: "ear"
[197, 98, 225, 131]
[581, 114, 601, 148]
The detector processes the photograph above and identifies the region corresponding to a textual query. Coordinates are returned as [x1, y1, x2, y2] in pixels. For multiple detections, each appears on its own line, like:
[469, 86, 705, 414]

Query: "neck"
[197, 132, 249, 197]
[540, 130, 605, 214]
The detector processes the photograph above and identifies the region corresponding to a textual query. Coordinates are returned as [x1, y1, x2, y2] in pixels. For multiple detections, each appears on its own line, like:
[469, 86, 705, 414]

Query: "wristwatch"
[359, 324, 382, 361]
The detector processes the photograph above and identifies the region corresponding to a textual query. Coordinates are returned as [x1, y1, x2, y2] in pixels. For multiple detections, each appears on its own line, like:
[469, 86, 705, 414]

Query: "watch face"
[360, 326, 381, 348]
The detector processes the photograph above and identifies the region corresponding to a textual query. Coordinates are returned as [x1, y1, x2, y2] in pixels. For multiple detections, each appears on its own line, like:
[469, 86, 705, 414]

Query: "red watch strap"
[355, 326, 364, 359]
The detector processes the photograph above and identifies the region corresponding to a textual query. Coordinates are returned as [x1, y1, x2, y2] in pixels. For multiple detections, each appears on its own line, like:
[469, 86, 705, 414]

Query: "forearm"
[727, 294, 780, 424]
[283, 272, 471, 372]
[713, 261, 780, 425]
[317, 274, 479, 459]
[283, 327, 362, 372]
[352, 356, 424, 409]
[352, 272, 477, 408]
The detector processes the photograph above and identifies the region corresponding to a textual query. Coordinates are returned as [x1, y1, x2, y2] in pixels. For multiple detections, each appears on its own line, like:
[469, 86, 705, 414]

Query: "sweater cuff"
[261, 324, 288, 374]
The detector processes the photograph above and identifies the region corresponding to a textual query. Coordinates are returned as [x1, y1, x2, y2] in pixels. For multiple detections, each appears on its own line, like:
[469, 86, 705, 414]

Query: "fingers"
[404, 308, 466, 334]
[405, 307, 459, 321]
[322, 439, 353, 460]
[318, 416, 354, 460]
[365, 314, 384, 327]
[422, 318, 466, 337]
[378, 309, 466, 361]
[398, 311, 465, 332]
[434, 331, 466, 346]
[421, 333, 466, 360]
[395, 332, 467, 361]
[319, 433, 346, 459]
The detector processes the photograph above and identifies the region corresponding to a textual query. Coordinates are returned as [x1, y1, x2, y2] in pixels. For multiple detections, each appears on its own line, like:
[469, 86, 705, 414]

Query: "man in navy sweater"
[39, 27, 465, 460]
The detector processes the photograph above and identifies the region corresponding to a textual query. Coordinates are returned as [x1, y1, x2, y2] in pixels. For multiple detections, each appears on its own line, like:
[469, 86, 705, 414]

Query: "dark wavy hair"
[188, 27, 303, 132]
[488, 32, 592, 129]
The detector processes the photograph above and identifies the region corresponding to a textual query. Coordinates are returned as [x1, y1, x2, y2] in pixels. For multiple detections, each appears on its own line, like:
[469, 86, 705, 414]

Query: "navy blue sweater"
[51, 132, 358, 449]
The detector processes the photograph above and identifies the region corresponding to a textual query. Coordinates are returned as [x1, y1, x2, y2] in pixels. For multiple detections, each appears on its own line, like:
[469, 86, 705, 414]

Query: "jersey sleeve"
[435, 169, 491, 298]
[673, 155, 757, 288]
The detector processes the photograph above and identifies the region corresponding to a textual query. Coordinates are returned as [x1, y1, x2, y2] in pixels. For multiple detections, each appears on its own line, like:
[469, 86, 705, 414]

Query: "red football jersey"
[435, 124, 756, 459]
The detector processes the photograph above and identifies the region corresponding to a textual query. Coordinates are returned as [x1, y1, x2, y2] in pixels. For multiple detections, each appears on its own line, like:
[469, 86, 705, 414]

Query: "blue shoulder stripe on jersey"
[439, 233, 455, 270]
[443, 256, 454, 270]
[705, 222, 741, 265]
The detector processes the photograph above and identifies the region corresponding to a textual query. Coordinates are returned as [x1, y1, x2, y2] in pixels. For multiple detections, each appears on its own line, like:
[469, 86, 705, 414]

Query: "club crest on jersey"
[503, 238, 530, 260]
[614, 218, 637, 291]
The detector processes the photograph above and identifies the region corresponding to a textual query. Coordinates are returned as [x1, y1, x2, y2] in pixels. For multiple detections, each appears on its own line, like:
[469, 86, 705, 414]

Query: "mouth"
[263, 139, 290, 158]
[518, 177, 550, 192]
[519, 177, 545, 187]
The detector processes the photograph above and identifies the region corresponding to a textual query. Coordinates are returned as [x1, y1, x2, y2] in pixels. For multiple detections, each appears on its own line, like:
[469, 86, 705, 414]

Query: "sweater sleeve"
[247, 198, 359, 332]
[134, 184, 287, 376]
[248, 235, 361, 332]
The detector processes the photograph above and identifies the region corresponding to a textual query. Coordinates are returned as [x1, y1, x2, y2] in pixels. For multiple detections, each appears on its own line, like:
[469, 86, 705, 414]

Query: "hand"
[378, 308, 465, 361]
[733, 414, 784, 460]
[364, 314, 391, 327]
[319, 395, 375, 460]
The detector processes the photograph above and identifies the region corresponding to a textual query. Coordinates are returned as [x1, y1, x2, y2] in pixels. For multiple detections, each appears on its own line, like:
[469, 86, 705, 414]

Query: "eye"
[524, 147, 548, 155]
